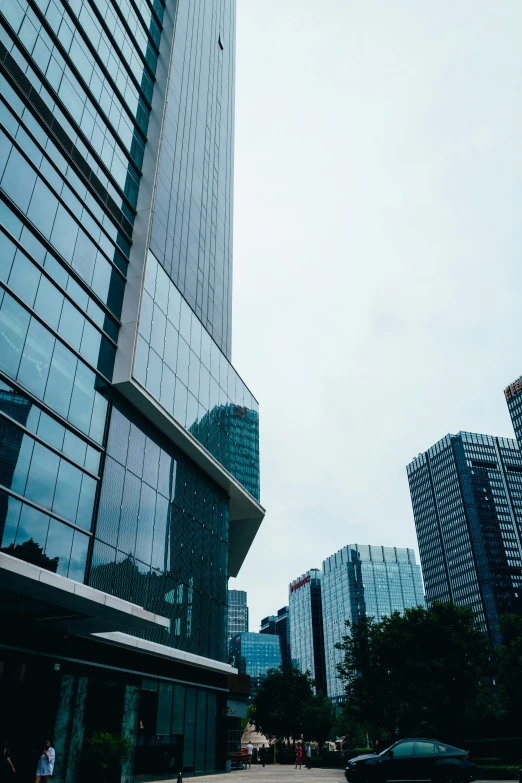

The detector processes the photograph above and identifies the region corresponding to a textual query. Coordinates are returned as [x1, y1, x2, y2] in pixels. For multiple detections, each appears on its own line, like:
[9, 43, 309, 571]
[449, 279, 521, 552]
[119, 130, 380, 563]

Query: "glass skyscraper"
[227, 588, 248, 639]
[407, 432, 522, 647]
[288, 569, 327, 694]
[260, 605, 291, 664]
[229, 631, 281, 696]
[321, 545, 424, 702]
[0, 0, 264, 777]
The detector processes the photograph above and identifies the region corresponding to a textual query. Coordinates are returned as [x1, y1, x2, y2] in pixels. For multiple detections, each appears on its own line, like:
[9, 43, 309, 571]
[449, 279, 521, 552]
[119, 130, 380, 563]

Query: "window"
[415, 742, 436, 756]
[393, 742, 415, 758]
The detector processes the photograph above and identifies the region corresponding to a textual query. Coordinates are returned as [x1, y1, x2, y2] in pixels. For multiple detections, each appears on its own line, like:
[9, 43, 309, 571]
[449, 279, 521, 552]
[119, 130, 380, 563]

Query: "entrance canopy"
[0, 552, 169, 635]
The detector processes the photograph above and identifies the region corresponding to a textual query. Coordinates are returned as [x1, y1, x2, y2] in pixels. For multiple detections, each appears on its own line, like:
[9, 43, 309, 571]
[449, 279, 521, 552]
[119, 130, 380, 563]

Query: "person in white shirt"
[35, 740, 55, 783]
[246, 743, 253, 769]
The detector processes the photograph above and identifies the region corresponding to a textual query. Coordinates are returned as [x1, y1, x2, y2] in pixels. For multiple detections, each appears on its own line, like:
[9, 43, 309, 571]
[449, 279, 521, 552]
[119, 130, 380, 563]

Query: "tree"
[302, 693, 336, 748]
[336, 602, 490, 743]
[496, 613, 522, 722]
[250, 662, 315, 742]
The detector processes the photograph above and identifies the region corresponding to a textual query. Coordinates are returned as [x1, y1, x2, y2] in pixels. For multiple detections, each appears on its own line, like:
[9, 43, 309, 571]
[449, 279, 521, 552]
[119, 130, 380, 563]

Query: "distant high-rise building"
[260, 605, 291, 664]
[228, 589, 249, 639]
[229, 632, 281, 695]
[289, 570, 327, 694]
[322, 544, 424, 702]
[407, 431, 522, 647]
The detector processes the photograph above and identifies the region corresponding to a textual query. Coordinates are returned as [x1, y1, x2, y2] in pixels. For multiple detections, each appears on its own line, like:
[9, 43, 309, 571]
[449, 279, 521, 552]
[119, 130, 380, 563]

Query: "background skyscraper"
[228, 588, 249, 639]
[229, 631, 281, 696]
[260, 605, 291, 664]
[407, 432, 522, 647]
[0, 0, 264, 776]
[288, 569, 327, 694]
[321, 544, 424, 702]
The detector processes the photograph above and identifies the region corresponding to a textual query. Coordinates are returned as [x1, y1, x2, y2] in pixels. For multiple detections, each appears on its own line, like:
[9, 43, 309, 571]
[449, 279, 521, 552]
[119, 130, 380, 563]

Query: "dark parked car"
[345, 739, 475, 783]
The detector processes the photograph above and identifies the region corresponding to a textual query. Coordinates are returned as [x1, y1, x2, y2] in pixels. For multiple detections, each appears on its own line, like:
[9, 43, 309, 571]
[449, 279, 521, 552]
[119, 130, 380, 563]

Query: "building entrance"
[0, 657, 61, 782]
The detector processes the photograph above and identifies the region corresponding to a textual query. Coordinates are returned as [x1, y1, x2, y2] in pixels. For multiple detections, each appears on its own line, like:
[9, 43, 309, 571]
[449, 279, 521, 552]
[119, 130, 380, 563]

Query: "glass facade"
[0, 0, 262, 777]
[407, 432, 522, 648]
[260, 605, 291, 664]
[321, 545, 425, 701]
[229, 632, 281, 695]
[90, 394, 229, 660]
[288, 570, 327, 694]
[148, 0, 235, 359]
[135, 250, 259, 499]
[227, 588, 248, 639]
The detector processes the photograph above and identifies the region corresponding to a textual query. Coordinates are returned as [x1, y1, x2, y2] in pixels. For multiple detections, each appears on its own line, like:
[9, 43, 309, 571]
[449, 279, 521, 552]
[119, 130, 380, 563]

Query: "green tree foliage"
[302, 693, 336, 747]
[496, 613, 522, 723]
[85, 732, 132, 773]
[251, 662, 334, 745]
[336, 602, 489, 742]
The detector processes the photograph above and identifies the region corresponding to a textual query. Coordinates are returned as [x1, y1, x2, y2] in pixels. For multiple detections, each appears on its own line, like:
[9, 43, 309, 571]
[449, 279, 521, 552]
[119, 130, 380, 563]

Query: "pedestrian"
[1, 740, 16, 778]
[35, 740, 55, 783]
[294, 742, 303, 770]
[246, 742, 253, 770]
[305, 744, 312, 769]
[260, 744, 266, 768]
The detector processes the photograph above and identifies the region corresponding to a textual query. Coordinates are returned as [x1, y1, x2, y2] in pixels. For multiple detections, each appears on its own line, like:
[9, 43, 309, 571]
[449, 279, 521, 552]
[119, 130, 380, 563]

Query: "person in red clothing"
[295, 742, 303, 769]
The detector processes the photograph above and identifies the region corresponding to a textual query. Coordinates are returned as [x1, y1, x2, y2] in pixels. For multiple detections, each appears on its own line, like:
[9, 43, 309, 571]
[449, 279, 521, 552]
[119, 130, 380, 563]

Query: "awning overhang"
[0, 552, 170, 635]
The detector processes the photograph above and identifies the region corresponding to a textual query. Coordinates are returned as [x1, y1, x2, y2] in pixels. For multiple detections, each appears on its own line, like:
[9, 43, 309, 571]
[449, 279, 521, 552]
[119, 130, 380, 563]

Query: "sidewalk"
[192, 768, 344, 783]
[185, 769, 514, 783]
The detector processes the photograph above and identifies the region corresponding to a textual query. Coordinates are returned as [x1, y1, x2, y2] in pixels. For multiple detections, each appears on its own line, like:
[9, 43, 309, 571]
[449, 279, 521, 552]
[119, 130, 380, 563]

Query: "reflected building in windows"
[407, 432, 522, 648]
[0, 0, 264, 777]
[321, 545, 424, 702]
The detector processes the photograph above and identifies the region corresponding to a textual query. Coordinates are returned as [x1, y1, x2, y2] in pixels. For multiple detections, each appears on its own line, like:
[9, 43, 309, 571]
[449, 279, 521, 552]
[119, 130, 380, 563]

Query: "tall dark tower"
[407, 432, 522, 647]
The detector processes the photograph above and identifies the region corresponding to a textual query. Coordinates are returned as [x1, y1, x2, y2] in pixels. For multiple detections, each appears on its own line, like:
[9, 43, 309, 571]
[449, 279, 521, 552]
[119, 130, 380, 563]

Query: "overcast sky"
[229, 0, 522, 630]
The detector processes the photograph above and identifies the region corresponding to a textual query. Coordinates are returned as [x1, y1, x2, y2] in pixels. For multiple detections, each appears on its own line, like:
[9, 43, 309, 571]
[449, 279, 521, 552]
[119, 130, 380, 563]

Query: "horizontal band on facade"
[92, 630, 238, 675]
[0, 550, 169, 634]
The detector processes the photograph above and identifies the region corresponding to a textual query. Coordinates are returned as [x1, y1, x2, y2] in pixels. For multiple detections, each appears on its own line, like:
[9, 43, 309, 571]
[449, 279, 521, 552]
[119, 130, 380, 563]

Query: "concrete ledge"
[0, 552, 170, 633]
[93, 630, 238, 675]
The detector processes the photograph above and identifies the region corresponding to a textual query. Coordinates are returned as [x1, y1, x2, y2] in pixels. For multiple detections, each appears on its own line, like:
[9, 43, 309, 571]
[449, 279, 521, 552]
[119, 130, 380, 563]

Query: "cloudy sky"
[229, 1, 522, 630]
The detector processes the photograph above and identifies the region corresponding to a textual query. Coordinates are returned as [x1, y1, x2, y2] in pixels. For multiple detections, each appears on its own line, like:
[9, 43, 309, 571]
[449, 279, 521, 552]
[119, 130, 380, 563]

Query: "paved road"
[189, 768, 514, 783]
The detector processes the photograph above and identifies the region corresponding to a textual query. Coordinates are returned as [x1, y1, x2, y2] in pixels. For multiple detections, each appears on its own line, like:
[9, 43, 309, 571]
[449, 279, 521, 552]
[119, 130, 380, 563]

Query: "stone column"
[52, 674, 77, 783]
[121, 684, 140, 783]
[65, 676, 89, 783]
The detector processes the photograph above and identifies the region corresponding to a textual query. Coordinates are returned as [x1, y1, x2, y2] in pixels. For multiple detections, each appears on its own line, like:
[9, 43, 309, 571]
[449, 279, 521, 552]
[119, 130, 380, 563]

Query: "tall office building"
[322, 544, 424, 702]
[228, 588, 248, 639]
[260, 605, 291, 664]
[505, 377, 522, 447]
[407, 432, 522, 647]
[288, 569, 327, 694]
[0, 0, 264, 778]
[229, 631, 281, 696]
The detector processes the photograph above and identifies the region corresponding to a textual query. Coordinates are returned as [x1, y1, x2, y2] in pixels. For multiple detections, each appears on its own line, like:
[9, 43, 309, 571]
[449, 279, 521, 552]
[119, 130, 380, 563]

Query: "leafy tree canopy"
[336, 602, 489, 743]
[250, 662, 334, 745]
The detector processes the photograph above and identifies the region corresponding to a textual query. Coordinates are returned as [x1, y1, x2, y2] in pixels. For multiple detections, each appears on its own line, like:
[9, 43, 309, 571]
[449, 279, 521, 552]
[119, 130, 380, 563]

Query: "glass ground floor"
[0, 631, 228, 782]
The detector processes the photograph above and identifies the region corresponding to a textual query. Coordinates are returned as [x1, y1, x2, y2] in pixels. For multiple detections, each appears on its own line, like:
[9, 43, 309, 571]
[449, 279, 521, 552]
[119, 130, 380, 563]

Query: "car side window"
[436, 745, 448, 753]
[416, 742, 436, 756]
[393, 742, 416, 758]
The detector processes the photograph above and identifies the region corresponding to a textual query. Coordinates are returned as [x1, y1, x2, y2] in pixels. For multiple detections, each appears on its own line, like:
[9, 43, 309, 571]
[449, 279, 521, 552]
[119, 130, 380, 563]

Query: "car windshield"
[379, 745, 396, 756]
